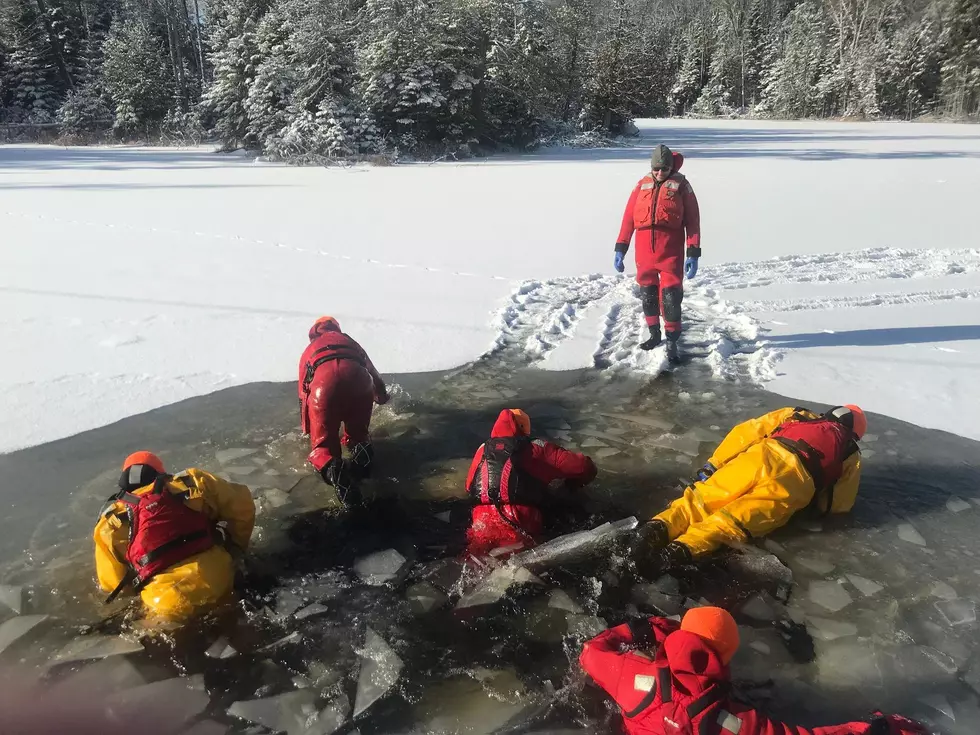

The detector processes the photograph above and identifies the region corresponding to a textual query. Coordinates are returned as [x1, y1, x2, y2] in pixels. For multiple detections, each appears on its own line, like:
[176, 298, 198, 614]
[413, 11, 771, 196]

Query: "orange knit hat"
[681, 606, 740, 664]
[507, 409, 531, 436]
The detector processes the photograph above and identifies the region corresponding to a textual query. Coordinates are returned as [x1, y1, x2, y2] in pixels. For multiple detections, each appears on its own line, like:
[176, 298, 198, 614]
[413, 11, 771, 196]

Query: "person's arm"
[351, 337, 387, 401]
[535, 440, 598, 487]
[705, 407, 799, 472]
[615, 184, 641, 254]
[682, 179, 701, 253]
[179, 469, 256, 551]
[298, 349, 310, 434]
[93, 512, 131, 594]
[580, 617, 676, 699]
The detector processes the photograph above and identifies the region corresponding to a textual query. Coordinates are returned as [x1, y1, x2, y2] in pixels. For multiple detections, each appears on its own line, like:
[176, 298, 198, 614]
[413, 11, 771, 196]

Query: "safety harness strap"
[103, 568, 137, 605]
[302, 344, 366, 393]
[133, 529, 212, 569]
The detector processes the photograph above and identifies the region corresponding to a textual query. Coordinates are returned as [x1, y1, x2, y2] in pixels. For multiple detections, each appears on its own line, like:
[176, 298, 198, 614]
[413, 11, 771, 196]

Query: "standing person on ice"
[464, 408, 598, 557]
[299, 316, 389, 504]
[614, 144, 701, 364]
[94, 451, 256, 622]
[579, 606, 927, 735]
[629, 405, 866, 579]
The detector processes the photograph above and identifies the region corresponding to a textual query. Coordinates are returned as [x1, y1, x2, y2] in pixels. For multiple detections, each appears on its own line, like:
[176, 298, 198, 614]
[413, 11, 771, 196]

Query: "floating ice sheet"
[947, 496, 972, 513]
[294, 603, 330, 620]
[739, 594, 778, 622]
[808, 581, 853, 613]
[456, 566, 544, 609]
[181, 721, 228, 735]
[897, 523, 927, 546]
[353, 549, 409, 586]
[806, 616, 858, 641]
[406, 582, 448, 614]
[216, 448, 259, 464]
[0, 615, 48, 655]
[566, 615, 607, 638]
[936, 598, 976, 626]
[599, 412, 672, 431]
[845, 574, 883, 597]
[931, 581, 958, 600]
[726, 548, 794, 586]
[547, 589, 584, 614]
[631, 585, 685, 616]
[228, 690, 318, 735]
[53, 634, 144, 664]
[508, 517, 638, 570]
[107, 675, 208, 729]
[205, 636, 238, 659]
[0, 585, 25, 614]
[793, 555, 835, 575]
[354, 628, 404, 717]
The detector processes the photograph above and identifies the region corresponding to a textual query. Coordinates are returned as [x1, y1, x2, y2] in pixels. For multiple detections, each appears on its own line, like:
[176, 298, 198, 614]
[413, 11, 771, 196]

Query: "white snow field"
[2, 118, 980, 452]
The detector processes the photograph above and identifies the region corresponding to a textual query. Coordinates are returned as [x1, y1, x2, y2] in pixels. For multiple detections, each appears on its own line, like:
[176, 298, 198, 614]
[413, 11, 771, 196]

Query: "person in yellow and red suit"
[614, 144, 701, 364]
[465, 409, 598, 557]
[631, 405, 867, 579]
[580, 606, 927, 735]
[94, 451, 255, 623]
[299, 316, 389, 503]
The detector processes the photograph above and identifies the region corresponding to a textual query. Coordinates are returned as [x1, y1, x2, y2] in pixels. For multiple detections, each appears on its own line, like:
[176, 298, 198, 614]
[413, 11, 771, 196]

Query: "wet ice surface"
[2, 355, 980, 733]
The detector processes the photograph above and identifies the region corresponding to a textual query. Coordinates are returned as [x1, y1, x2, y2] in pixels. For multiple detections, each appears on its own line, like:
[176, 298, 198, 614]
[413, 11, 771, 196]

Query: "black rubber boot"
[665, 331, 681, 364]
[639, 326, 662, 351]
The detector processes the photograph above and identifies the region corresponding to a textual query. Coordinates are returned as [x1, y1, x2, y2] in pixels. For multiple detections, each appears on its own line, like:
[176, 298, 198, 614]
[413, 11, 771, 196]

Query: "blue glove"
[614, 251, 625, 273]
[685, 257, 699, 279]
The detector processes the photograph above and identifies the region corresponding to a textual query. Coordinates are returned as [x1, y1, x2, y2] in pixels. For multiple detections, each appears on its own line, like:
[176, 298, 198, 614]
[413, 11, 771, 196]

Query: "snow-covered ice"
[4, 118, 980, 451]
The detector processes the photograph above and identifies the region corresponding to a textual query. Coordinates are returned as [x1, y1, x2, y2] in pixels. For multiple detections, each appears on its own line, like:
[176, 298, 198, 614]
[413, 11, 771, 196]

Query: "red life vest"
[467, 436, 545, 506]
[771, 416, 853, 490]
[633, 174, 688, 231]
[620, 660, 731, 735]
[302, 334, 367, 394]
[113, 475, 216, 590]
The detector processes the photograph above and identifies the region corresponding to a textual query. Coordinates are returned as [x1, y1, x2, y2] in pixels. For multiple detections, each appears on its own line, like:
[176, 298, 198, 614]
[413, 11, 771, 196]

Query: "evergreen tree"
[102, 18, 173, 133]
[939, 0, 980, 117]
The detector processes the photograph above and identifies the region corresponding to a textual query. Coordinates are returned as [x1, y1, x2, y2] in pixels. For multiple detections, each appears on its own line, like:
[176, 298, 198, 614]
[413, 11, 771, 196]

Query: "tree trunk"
[192, 0, 206, 84]
[33, 0, 74, 91]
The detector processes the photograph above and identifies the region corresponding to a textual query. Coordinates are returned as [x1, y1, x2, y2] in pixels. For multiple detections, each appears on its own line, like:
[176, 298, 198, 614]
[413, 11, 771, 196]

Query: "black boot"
[320, 459, 363, 506]
[639, 326, 662, 351]
[665, 331, 681, 364]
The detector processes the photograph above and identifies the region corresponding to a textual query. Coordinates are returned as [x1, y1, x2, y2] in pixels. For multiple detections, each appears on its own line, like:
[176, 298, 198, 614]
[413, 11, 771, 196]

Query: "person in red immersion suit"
[580, 606, 928, 735]
[614, 144, 701, 364]
[298, 316, 388, 502]
[464, 409, 598, 557]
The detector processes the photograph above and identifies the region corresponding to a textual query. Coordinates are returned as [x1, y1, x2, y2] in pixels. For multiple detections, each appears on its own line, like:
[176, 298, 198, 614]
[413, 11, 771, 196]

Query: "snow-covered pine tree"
[761, 2, 828, 118]
[102, 17, 173, 134]
[938, 0, 980, 118]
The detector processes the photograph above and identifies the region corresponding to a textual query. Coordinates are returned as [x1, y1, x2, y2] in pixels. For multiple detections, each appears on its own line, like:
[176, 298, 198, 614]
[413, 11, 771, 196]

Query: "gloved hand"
[695, 461, 716, 482]
[684, 257, 699, 279]
[869, 713, 930, 735]
[614, 251, 625, 273]
[635, 541, 692, 581]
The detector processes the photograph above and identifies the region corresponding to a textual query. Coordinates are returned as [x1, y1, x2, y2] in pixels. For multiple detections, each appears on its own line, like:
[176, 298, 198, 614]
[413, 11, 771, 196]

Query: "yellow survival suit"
[94, 453, 255, 622]
[652, 406, 864, 558]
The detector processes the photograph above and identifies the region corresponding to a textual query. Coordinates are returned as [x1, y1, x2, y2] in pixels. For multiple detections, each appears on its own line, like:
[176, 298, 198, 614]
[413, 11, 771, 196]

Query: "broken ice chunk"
[808, 581, 853, 613]
[580, 437, 608, 449]
[946, 496, 972, 514]
[793, 555, 835, 575]
[354, 628, 404, 718]
[181, 721, 228, 735]
[726, 548, 794, 586]
[107, 675, 209, 729]
[631, 585, 685, 616]
[228, 690, 319, 735]
[456, 566, 544, 609]
[647, 434, 701, 456]
[259, 631, 302, 651]
[315, 693, 351, 735]
[652, 575, 681, 595]
[205, 636, 238, 659]
[919, 694, 955, 721]
[739, 594, 778, 622]
[353, 549, 409, 586]
[806, 616, 858, 641]
[567, 614, 607, 638]
[275, 590, 306, 617]
[935, 598, 976, 627]
[599, 412, 672, 431]
[930, 581, 958, 600]
[434, 511, 452, 523]
[845, 574, 883, 597]
[53, 634, 144, 664]
[216, 448, 259, 465]
[897, 523, 927, 546]
[222, 465, 257, 477]
[0, 585, 25, 614]
[294, 603, 330, 620]
[547, 589, 584, 614]
[508, 517, 638, 570]
[262, 488, 291, 508]
[596, 448, 621, 459]
[406, 582, 448, 615]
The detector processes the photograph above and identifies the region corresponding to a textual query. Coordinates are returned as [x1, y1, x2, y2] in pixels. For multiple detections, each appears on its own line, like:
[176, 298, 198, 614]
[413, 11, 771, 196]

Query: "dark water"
[2, 352, 980, 734]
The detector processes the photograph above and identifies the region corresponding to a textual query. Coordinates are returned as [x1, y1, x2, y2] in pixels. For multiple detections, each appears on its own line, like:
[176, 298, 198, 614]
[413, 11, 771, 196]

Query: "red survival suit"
[464, 410, 597, 557]
[299, 319, 387, 472]
[580, 617, 926, 735]
[616, 151, 701, 335]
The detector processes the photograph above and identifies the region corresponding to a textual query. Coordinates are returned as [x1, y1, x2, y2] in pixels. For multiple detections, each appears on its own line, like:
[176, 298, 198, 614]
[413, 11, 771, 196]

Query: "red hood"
[309, 320, 341, 341]
[671, 151, 685, 172]
[490, 410, 524, 438]
[659, 629, 729, 693]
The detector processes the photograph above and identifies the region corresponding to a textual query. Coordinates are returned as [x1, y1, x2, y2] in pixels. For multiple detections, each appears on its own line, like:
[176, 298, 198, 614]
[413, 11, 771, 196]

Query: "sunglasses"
[652, 166, 671, 172]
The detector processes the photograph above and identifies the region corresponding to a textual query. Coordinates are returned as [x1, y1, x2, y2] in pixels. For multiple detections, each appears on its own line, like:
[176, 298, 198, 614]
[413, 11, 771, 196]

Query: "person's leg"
[660, 267, 684, 362]
[340, 365, 377, 479]
[307, 365, 344, 474]
[638, 270, 662, 350]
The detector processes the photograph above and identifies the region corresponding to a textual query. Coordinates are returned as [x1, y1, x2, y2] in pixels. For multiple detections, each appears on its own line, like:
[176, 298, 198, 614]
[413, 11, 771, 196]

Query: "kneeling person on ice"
[631, 405, 867, 579]
[580, 606, 927, 735]
[465, 409, 598, 557]
[299, 316, 389, 504]
[613, 144, 701, 364]
[94, 451, 256, 622]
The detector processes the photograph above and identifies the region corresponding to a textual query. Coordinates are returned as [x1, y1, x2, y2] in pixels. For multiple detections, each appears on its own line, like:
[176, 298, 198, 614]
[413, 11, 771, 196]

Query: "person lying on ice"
[614, 143, 701, 364]
[94, 451, 256, 622]
[579, 606, 927, 735]
[631, 405, 867, 579]
[464, 409, 598, 557]
[299, 316, 389, 504]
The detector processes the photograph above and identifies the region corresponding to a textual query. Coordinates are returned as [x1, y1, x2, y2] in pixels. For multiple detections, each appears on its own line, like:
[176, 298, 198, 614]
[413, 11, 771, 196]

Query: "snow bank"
[2, 118, 980, 452]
